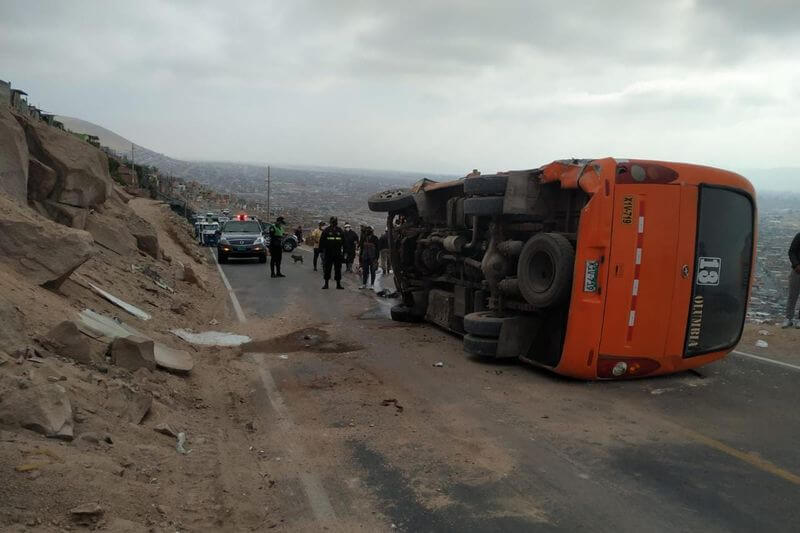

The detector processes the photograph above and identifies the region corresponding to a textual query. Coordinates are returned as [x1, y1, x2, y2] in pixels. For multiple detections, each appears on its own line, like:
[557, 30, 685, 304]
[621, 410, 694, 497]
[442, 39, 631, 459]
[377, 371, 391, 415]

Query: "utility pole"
[266, 165, 271, 220]
[131, 142, 135, 185]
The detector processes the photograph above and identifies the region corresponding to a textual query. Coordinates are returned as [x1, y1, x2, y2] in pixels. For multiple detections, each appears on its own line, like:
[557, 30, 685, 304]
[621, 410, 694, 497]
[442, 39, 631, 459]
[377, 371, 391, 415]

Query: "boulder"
[109, 336, 156, 372]
[127, 215, 160, 259]
[84, 212, 137, 256]
[134, 233, 160, 259]
[0, 383, 74, 440]
[27, 157, 57, 202]
[0, 107, 28, 204]
[104, 384, 152, 424]
[17, 115, 112, 208]
[0, 196, 96, 289]
[37, 200, 89, 229]
[182, 264, 204, 288]
[45, 320, 92, 364]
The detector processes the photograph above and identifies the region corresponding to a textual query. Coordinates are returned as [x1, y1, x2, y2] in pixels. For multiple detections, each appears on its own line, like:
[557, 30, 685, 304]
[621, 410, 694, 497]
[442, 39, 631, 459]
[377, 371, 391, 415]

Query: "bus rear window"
[685, 186, 754, 357]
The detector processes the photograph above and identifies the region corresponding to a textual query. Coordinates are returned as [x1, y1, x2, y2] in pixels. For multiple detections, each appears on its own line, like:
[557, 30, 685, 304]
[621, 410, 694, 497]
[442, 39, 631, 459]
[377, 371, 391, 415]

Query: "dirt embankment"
[0, 107, 286, 531]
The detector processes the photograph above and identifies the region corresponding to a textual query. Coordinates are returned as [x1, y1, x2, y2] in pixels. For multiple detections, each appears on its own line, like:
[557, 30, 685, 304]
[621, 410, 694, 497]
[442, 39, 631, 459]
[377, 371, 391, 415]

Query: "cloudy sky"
[1, 0, 798, 185]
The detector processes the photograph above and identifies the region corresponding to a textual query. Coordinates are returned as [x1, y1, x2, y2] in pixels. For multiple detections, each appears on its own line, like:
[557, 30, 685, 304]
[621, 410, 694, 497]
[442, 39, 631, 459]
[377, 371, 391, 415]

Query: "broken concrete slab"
[89, 283, 151, 320]
[45, 320, 93, 364]
[171, 329, 251, 347]
[0, 383, 74, 440]
[78, 310, 194, 373]
[109, 336, 156, 372]
[105, 384, 152, 424]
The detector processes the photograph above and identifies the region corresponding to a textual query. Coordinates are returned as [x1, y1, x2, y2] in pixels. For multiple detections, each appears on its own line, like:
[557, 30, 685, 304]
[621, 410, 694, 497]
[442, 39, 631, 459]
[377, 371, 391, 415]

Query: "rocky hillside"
[0, 106, 277, 530]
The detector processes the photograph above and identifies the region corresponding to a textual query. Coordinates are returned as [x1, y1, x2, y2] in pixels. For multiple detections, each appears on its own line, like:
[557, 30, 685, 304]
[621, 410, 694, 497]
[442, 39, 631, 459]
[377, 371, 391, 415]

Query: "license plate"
[584, 260, 599, 292]
[236, 246, 247, 252]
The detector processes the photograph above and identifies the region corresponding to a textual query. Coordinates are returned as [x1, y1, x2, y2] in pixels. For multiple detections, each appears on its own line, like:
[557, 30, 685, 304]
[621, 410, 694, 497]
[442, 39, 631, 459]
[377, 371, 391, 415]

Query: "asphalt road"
[214, 247, 800, 532]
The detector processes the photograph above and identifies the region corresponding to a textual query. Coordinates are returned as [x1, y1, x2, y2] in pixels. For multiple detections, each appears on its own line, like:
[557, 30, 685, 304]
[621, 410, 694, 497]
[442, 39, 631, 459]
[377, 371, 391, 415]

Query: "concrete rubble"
[109, 336, 156, 372]
[44, 320, 93, 364]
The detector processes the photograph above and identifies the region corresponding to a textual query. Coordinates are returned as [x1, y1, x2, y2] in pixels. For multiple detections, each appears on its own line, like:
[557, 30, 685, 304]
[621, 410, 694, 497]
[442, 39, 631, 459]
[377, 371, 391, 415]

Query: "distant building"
[10, 88, 28, 113]
[0, 79, 10, 107]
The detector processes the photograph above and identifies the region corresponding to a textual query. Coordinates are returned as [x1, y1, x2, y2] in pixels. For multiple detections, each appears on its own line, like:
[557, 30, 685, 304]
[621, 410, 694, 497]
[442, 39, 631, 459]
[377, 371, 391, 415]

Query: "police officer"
[269, 216, 287, 278]
[320, 216, 345, 289]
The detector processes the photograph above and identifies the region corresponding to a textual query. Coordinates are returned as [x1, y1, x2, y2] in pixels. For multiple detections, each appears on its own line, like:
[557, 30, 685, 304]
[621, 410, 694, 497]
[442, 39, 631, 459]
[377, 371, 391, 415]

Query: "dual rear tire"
[462, 311, 512, 358]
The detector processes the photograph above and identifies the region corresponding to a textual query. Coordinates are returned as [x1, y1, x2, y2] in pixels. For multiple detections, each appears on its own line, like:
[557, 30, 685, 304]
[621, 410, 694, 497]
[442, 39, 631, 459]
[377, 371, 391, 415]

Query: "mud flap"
[496, 315, 541, 358]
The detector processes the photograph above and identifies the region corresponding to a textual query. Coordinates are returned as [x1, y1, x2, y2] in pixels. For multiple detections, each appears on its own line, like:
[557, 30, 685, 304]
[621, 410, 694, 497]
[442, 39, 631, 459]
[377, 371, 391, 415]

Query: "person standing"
[783, 232, 800, 328]
[343, 223, 359, 273]
[294, 225, 304, 243]
[268, 216, 287, 278]
[320, 216, 345, 289]
[359, 226, 380, 289]
[308, 221, 325, 271]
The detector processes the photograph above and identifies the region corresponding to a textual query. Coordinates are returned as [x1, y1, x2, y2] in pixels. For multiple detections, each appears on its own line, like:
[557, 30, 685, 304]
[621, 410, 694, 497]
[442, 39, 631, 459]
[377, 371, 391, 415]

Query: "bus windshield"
[685, 186, 754, 357]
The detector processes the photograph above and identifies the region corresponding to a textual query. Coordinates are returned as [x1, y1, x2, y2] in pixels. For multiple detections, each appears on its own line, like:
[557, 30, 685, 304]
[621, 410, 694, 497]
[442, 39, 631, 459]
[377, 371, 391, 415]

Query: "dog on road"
[290, 254, 304, 264]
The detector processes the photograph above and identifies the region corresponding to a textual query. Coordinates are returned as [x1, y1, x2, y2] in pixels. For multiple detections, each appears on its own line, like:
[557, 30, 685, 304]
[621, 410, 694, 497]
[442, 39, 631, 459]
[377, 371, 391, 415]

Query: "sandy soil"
[0, 198, 294, 531]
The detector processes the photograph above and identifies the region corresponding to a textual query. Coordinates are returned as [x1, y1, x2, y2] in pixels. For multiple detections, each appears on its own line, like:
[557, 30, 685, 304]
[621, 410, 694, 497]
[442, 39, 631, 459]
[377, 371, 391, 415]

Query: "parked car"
[261, 222, 299, 252]
[216, 219, 267, 263]
[198, 222, 220, 246]
[368, 158, 756, 380]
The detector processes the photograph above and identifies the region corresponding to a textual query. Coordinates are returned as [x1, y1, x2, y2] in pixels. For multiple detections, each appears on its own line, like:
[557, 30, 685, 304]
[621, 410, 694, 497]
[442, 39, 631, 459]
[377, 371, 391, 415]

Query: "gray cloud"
[0, 0, 798, 178]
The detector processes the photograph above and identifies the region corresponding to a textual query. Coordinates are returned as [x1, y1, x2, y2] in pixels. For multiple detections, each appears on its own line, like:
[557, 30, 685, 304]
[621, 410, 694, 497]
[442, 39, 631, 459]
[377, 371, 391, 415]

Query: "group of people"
[266, 215, 390, 290]
[306, 217, 390, 290]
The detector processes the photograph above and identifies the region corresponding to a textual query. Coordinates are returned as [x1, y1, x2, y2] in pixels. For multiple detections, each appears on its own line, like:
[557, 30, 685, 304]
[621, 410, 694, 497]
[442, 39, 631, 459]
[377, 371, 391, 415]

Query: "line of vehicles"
[368, 157, 757, 380]
[193, 210, 298, 263]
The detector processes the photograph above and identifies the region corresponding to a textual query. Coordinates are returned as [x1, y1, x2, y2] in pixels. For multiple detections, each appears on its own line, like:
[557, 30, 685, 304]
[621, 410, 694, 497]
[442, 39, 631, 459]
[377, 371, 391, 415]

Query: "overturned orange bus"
[368, 158, 756, 379]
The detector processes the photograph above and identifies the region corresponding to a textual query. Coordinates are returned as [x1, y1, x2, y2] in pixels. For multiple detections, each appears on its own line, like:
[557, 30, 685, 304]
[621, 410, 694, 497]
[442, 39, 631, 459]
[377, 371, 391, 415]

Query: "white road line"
[209, 249, 247, 323]
[210, 249, 337, 523]
[732, 350, 800, 372]
[255, 363, 336, 521]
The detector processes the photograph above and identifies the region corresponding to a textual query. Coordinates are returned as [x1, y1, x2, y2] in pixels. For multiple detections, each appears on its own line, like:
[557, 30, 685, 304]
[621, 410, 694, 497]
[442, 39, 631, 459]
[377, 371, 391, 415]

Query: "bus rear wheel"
[517, 233, 574, 308]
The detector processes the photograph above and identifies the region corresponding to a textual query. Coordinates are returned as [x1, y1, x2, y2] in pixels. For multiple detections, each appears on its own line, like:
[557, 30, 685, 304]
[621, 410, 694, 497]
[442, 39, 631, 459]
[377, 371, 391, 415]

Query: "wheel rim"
[529, 250, 555, 293]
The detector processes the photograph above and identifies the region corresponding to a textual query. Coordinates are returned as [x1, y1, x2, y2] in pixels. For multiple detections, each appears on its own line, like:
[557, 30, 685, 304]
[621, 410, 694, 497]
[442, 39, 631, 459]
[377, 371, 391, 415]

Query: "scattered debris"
[755, 339, 769, 348]
[278, 354, 289, 360]
[176, 432, 191, 454]
[110, 336, 156, 372]
[171, 329, 251, 346]
[88, 282, 152, 320]
[134, 263, 175, 293]
[78, 310, 194, 373]
[70, 502, 103, 521]
[154, 422, 179, 438]
[381, 398, 404, 413]
[14, 447, 64, 472]
[433, 361, 444, 368]
[758, 329, 770, 336]
[209, 318, 219, 326]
